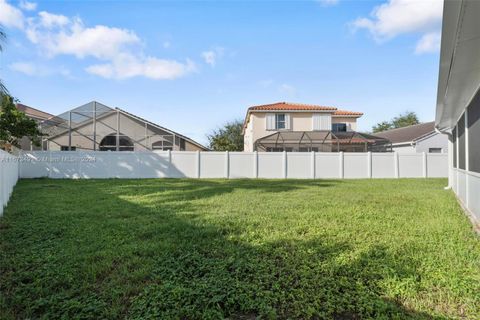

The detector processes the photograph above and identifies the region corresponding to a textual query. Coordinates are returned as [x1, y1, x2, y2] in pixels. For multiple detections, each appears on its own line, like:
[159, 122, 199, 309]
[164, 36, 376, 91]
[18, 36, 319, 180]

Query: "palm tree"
[0, 25, 7, 95]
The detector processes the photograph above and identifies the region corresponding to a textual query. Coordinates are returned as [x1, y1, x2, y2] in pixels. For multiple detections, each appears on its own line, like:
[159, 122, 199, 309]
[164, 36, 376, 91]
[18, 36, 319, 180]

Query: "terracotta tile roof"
[248, 102, 337, 111]
[333, 110, 363, 116]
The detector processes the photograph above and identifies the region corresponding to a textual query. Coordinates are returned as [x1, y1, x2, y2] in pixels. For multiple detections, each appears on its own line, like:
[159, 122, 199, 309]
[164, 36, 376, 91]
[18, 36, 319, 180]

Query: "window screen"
[458, 113, 466, 170]
[452, 126, 457, 168]
[468, 91, 480, 173]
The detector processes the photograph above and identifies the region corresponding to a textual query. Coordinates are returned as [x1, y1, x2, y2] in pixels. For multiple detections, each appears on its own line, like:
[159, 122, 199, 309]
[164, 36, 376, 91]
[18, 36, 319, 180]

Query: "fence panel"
[398, 154, 424, 178]
[0, 150, 19, 216]
[426, 154, 448, 177]
[229, 152, 255, 178]
[344, 153, 369, 179]
[372, 153, 395, 178]
[315, 153, 341, 179]
[200, 152, 227, 178]
[257, 152, 284, 179]
[287, 153, 312, 179]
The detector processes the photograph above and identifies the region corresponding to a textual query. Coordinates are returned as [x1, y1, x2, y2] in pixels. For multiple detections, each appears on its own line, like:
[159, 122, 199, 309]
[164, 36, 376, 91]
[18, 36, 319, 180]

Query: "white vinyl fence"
[0, 150, 19, 216]
[19, 151, 448, 180]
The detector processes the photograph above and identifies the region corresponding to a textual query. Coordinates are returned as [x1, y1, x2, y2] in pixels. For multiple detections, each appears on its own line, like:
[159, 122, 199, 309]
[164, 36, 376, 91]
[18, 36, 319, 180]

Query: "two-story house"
[242, 102, 385, 152]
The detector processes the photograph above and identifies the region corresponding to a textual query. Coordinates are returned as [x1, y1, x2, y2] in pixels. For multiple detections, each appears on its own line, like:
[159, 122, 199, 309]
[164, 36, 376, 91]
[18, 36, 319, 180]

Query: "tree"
[372, 111, 420, 133]
[391, 111, 419, 129]
[372, 121, 393, 133]
[207, 119, 244, 151]
[0, 95, 43, 149]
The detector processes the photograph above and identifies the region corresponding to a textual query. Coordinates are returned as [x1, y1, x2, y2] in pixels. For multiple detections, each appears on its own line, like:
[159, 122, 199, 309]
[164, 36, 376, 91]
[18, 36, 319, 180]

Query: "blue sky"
[0, 0, 443, 145]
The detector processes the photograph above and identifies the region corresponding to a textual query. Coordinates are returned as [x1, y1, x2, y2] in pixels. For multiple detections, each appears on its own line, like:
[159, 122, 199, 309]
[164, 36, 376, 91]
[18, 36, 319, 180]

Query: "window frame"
[275, 114, 286, 130]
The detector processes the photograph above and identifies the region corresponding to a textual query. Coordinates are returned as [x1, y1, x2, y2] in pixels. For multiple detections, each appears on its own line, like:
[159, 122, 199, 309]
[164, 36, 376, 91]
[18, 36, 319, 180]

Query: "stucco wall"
[415, 132, 448, 153]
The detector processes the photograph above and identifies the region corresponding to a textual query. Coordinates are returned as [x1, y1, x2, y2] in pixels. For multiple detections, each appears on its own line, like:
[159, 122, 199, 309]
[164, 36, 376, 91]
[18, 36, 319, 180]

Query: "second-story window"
[276, 114, 286, 129]
[332, 123, 347, 132]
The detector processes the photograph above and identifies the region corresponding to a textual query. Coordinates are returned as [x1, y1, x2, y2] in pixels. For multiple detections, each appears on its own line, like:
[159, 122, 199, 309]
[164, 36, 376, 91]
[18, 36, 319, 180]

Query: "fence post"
[253, 151, 258, 178]
[423, 152, 427, 178]
[394, 152, 399, 178]
[225, 151, 229, 179]
[339, 151, 344, 179]
[283, 151, 287, 179]
[367, 151, 372, 178]
[311, 151, 315, 179]
[196, 151, 201, 179]
[167, 150, 172, 176]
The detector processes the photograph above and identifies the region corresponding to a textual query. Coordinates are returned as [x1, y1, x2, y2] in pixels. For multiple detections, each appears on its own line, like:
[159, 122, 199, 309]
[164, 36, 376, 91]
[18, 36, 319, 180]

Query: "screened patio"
[254, 131, 392, 152]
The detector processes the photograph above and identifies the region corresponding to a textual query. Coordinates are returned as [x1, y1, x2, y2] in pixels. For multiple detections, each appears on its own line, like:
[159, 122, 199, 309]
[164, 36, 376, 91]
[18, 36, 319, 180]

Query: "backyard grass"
[0, 178, 479, 319]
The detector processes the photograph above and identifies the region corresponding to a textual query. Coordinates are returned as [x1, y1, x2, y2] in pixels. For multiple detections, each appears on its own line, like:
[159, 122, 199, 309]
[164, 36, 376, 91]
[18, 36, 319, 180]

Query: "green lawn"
[0, 179, 479, 319]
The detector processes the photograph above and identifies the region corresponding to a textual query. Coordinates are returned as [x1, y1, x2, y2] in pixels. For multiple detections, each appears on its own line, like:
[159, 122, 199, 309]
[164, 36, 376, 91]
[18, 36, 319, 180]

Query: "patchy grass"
[0, 178, 479, 319]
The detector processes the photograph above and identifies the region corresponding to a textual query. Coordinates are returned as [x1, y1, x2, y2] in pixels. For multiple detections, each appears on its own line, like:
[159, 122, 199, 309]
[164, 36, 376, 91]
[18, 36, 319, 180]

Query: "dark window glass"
[452, 126, 457, 168]
[332, 123, 347, 132]
[61, 146, 76, 151]
[458, 113, 466, 170]
[429, 148, 442, 153]
[468, 91, 480, 173]
[99, 134, 134, 151]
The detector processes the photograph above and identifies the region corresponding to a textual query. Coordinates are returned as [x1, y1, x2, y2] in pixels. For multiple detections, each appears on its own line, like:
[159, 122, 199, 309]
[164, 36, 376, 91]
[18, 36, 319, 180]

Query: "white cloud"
[9, 61, 70, 76]
[19, 0, 37, 11]
[0, 0, 24, 29]
[201, 47, 224, 67]
[278, 84, 296, 96]
[37, 11, 69, 28]
[317, 0, 339, 7]
[415, 31, 441, 54]
[86, 54, 196, 80]
[3, 2, 196, 80]
[352, 0, 443, 53]
[26, 16, 140, 59]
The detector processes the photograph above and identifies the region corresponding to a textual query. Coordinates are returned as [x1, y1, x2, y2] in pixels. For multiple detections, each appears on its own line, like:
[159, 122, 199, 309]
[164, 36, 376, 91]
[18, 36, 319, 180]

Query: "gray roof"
[374, 121, 436, 144]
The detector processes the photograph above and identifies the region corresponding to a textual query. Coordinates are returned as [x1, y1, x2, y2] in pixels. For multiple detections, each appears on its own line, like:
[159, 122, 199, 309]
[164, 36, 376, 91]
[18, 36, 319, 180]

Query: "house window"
[152, 139, 173, 151]
[60, 146, 76, 151]
[429, 148, 442, 153]
[332, 123, 347, 132]
[275, 114, 286, 130]
[99, 134, 134, 151]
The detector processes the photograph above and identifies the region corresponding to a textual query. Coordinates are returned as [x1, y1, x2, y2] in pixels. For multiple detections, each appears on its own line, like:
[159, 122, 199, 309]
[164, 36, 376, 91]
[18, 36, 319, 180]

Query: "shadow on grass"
[0, 179, 446, 319]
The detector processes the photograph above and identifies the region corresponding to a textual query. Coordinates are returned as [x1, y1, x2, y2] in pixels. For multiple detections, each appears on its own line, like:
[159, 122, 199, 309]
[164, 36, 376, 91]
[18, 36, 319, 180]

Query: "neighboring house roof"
[243, 102, 363, 131]
[373, 121, 436, 144]
[16, 104, 54, 121]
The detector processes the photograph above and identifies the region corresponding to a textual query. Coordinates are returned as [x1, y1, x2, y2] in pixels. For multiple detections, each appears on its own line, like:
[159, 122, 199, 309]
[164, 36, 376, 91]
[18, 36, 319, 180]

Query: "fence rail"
[19, 151, 448, 180]
[0, 150, 19, 216]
